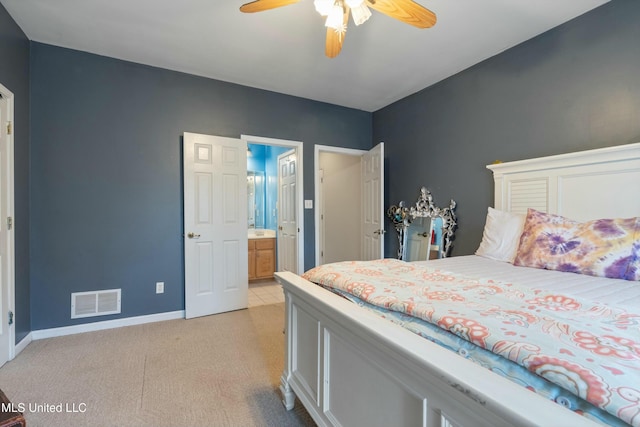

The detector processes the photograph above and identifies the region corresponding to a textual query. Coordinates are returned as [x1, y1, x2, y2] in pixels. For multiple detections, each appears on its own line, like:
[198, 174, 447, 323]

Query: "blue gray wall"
[375, 0, 640, 258]
[30, 42, 372, 329]
[0, 3, 30, 343]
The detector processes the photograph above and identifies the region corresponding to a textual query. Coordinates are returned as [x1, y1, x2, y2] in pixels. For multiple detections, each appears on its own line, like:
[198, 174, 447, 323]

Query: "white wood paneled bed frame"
[275, 142, 640, 427]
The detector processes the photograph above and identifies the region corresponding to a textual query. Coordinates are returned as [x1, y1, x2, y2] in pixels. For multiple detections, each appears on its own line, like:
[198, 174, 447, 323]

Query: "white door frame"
[0, 83, 15, 363]
[314, 144, 367, 267]
[241, 135, 304, 275]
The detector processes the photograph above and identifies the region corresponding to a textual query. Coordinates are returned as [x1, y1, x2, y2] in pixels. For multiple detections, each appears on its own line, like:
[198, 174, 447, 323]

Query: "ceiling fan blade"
[325, 7, 350, 58]
[366, 0, 436, 28]
[240, 0, 300, 13]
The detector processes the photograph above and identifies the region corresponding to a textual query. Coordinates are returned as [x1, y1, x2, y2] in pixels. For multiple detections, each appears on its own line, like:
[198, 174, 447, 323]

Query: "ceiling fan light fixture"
[325, 4, 345, 30]
[314, 0, 334, 16]
[350, 3, 371, 26]
[240, 0, 437, 58]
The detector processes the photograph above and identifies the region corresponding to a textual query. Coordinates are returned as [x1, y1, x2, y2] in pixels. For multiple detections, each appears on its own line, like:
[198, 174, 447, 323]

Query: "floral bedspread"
[303, 259, 640, 426]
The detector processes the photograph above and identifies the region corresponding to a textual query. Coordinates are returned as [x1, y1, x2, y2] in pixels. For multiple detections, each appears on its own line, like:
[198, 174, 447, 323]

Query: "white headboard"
[487, 142, 640, 221]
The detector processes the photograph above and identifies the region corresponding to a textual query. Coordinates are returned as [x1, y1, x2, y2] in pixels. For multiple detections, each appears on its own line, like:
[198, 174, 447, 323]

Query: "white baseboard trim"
[14, 332, 33, 357]
[31, 310, 185, 340]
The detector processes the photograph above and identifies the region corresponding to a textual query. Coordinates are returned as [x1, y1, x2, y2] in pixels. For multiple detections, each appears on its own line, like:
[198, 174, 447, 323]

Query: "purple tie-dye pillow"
[513, 209, 640, 281]
[628, 235, 640, 281]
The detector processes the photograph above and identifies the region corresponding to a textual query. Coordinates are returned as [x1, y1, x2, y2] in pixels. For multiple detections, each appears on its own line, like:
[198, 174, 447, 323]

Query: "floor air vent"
[71, 289, 121, 319]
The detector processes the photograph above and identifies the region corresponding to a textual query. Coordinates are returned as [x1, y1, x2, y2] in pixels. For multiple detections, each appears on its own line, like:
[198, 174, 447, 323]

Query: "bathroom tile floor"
[248, 279, 285, 307]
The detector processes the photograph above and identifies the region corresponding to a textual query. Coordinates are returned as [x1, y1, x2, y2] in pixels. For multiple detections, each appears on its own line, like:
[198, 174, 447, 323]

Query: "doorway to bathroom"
[243, 135, 303, 306]
[183, 133, 303, 317]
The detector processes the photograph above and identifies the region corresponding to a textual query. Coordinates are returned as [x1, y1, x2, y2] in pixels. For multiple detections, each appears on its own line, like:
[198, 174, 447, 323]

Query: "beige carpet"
[0, 303, 316, 427]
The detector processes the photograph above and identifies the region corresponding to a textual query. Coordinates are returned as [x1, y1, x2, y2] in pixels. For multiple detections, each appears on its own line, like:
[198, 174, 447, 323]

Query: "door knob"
[419, 232, 429, 237]
[187, 232, 201, 239]
[374, 229, 386, 235]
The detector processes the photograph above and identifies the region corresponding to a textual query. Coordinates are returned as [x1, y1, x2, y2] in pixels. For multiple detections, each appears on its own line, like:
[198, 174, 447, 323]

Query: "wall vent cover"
[71, 289, 121, 319]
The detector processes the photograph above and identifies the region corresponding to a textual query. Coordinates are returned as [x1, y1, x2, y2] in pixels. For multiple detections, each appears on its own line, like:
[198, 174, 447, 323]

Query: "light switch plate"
[304, 200, 313, 209]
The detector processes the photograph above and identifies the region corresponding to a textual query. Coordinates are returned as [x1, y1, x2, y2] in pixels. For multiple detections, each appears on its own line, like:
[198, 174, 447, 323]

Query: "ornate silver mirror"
[387, 187, 457, 260]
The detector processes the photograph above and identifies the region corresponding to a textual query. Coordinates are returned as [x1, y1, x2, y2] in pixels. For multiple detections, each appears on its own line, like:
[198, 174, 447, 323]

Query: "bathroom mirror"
[247, 171, 266, 229]
[387, 187, 456, 261]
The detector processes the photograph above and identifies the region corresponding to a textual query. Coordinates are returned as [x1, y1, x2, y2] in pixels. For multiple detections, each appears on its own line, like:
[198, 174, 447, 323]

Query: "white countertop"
[248, 229, 276, 239]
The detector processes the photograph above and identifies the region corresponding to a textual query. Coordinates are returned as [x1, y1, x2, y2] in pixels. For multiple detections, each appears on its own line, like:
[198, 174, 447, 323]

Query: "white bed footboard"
[276, 271, 602, 427]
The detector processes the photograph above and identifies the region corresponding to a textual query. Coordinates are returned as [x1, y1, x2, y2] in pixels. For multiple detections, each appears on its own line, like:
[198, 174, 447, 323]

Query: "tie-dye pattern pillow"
[513, 208, 640, 281]
[628, 238, 640, 280]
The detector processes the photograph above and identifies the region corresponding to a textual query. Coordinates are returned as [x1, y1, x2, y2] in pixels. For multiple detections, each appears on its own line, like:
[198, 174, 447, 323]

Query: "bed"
[275, 142, 640, 427]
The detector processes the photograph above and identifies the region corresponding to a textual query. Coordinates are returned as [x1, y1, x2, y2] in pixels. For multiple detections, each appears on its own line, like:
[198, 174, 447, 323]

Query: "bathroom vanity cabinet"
[248, 237, 275, 280]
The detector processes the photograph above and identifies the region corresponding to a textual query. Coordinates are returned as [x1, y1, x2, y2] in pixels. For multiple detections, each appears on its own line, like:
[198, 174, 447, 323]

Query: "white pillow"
[475, 207, 526, 263]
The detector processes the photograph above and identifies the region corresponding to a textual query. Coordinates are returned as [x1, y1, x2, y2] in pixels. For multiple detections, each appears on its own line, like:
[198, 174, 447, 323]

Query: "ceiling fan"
[239, 0, 436, 58]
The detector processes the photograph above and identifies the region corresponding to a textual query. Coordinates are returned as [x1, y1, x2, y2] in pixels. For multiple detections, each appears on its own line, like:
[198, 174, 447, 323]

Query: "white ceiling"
[2, 0, 608, 112]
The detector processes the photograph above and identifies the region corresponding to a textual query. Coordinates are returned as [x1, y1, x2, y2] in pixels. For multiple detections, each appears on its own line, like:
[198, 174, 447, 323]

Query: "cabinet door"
[256, 249, 275, 278]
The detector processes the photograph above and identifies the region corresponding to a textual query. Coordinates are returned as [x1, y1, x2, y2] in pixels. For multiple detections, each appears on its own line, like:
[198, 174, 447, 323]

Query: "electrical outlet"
[156, 282, 164, 294]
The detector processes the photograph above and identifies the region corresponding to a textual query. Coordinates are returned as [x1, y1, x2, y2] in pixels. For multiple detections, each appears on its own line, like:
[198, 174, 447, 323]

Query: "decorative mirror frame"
[386, 187, 457, 260]
[386, 201, 411, 259]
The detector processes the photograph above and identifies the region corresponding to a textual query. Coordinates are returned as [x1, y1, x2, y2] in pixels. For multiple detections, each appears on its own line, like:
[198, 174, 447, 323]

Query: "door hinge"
[8, 311, 13, 326]
[6, 121, 12, 135]
[7, 217, 12, 230]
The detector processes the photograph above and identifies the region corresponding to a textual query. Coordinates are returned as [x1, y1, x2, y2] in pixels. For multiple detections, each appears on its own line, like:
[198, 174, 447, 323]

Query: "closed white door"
[0, 87, 14, 367]
[278, 150, 298, 273]
[183, 132, 247, 319]
[362, 143, 384, 260]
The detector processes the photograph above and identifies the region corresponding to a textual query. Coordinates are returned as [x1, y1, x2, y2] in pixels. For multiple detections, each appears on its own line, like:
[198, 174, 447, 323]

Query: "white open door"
[0, 85, 15, 366]
[406, 217, 433, 261]
[318, 168, 325, 266]
[183, 132, 247, 319]
[362, 142, 384, 260]
[277, 150, 298, 273]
